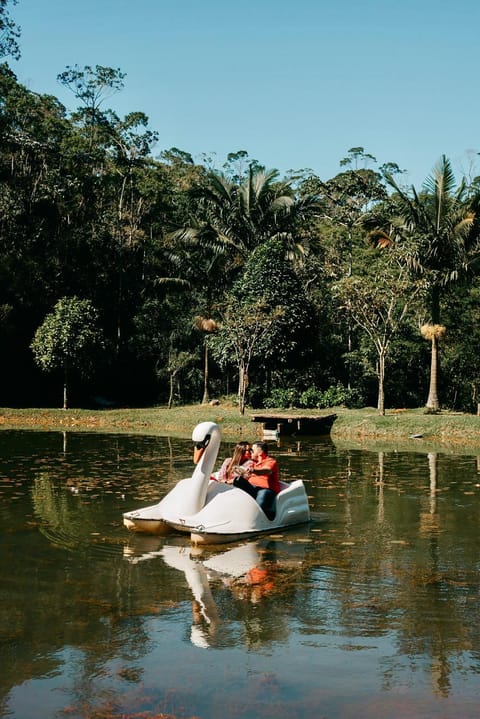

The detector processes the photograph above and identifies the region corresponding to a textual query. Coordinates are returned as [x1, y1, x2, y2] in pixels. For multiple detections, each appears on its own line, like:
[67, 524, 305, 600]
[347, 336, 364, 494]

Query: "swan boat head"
[192, 421, 222, 476]
[123, 420, 222, 532]
[176, 420, 222, 515]
[160, 420, 222, 520]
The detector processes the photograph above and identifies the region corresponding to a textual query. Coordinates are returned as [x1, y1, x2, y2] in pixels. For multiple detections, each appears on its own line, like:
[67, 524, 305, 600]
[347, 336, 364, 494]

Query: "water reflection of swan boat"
[123, 421, 311, 543]
[124, 539, 305, 648]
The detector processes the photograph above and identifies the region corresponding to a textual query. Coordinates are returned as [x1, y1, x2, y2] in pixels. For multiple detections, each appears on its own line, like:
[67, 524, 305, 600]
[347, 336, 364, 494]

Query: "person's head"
[251, 441, 268, 460]
[232, 441, 252, 465]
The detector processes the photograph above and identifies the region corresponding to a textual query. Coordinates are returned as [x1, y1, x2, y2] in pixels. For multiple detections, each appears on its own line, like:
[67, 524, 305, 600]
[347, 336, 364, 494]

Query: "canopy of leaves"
[0, 0, 20, 60]
[230, 236, 316, 365]
[31, 296, 104, 376]
[367, 155, 480, 323]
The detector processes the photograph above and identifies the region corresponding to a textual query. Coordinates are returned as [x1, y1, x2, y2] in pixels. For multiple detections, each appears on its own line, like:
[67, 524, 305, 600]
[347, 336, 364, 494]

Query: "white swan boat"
[123, 420, 311, 543]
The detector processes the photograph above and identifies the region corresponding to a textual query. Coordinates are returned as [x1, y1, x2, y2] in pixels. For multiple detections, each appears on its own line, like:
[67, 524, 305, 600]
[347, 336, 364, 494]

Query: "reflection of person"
[233, 441, 280, 519]
[217, 441, 253, 483]
[227, 540, 281, 604]
[230, 565, 278, 604]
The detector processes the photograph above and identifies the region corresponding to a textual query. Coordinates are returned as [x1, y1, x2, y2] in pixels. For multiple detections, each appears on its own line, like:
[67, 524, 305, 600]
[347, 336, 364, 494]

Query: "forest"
[1, 1, 480, 414]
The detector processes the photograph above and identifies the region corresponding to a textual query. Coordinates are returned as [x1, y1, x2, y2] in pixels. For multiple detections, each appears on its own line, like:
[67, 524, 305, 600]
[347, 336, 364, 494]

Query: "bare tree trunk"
[238, 362, 248, 415]
[168, 370, 174, 409]
[201, 338, 209, 404]
[426, 336, 439, 409]
[377, 350, 385, 415]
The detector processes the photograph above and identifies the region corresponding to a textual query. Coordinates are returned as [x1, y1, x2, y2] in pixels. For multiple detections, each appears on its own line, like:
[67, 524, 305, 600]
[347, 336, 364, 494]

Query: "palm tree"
[167, 165, 321, 402]
[194, 315, 220, 404]
[173, 165, 320, 279]
[369, 156, 480, 409]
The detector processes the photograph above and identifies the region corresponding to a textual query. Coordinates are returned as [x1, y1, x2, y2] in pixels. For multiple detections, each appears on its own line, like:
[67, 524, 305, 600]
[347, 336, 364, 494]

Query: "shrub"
[299, 383, 363, 409]
[262, 383, 364, 410]
[298, 386, 324, 408]
[263, 388, 300, 409]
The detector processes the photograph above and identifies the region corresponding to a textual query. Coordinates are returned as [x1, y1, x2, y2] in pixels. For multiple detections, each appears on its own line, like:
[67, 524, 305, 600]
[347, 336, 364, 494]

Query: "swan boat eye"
[194, 434, 211, 450]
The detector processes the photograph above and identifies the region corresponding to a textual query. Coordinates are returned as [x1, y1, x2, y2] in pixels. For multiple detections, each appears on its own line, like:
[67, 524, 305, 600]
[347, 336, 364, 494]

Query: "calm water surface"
[1, 430, 480, 719]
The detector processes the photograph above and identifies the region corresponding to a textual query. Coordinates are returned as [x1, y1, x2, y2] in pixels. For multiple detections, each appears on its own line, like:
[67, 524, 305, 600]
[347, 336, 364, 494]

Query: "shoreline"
[1, 405, 480, 449]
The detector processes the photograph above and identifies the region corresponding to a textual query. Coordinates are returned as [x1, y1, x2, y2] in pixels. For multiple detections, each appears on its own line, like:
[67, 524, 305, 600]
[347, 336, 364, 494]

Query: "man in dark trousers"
[233, 441, 280, 519]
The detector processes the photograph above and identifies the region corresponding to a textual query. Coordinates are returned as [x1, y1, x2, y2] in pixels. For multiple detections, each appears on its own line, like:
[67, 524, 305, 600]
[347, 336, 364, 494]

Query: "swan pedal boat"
[123, 420, 311, 544]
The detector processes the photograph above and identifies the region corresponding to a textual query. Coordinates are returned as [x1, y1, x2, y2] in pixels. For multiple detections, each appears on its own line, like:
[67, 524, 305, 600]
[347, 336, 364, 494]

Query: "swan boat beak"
[193, 434, 211, 465]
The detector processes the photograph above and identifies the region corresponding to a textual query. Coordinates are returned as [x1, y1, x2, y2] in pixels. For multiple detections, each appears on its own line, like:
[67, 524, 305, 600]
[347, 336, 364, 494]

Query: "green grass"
[1, 403, 480, 447]
[331, 407, 480, 450]
[0, 404, 254, 438]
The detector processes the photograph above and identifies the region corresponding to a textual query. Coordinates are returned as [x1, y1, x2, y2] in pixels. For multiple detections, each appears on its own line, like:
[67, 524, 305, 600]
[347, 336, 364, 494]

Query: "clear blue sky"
[9, 0, 480, 187]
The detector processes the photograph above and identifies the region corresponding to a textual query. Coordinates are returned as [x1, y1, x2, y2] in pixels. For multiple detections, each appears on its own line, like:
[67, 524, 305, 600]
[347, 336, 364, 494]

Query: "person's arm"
[248, 466, 272, 476]
[244, 459, 273, 488]
[217, 457, 231, 482]
[246, 458, 272, 477]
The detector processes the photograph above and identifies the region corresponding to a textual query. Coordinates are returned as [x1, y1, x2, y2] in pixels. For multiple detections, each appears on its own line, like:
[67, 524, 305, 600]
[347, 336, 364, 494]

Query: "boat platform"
[250, 412, 337, 437]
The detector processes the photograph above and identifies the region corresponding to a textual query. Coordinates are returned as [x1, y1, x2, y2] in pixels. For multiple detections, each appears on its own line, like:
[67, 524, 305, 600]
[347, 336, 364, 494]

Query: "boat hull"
[190, 520, 310, 545]
[169, 479, 311, 544]
[123, 504, 174, 535]
[124, 479, 311, 543]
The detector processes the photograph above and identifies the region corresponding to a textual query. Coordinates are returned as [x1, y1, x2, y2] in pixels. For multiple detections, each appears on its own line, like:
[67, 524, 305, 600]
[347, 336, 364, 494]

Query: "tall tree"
[211, 237, 315, 412]
[369, 156, 480, 409]
[57, 64, 126, 149]
[302, 150, 390, 391]
[333, 259, 420, 414]
[31, 297, 105, 409]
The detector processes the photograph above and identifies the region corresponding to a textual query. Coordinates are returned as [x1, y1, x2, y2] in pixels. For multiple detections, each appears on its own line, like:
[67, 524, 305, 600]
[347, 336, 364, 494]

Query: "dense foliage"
[2, 2, 480, 412]
[31, 296, 105, 409]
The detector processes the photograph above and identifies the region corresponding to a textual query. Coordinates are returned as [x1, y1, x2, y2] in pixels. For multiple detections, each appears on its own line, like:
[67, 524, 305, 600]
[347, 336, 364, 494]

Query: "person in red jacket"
[233, 441, 280, 519]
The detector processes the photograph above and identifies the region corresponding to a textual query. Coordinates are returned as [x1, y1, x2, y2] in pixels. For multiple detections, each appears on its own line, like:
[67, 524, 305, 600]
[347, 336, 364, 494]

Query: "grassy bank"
[0, 404, 254, 438]
[1, 404, 480, 447]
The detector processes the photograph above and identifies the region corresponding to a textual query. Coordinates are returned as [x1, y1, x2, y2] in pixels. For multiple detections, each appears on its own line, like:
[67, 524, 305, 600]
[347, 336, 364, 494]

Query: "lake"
[1, 429, 480, 719]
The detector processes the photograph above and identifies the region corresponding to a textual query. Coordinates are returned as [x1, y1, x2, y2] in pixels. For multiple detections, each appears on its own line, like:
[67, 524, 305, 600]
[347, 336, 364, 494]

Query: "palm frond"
[270, 195, 294, 213]
[368, 230, 394, 249]
[423, 155, 456, 197]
